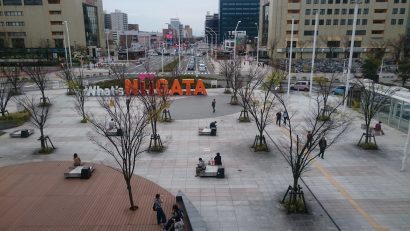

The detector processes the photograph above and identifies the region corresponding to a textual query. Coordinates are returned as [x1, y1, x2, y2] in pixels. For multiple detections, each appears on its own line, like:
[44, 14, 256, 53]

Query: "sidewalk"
[1, 89, 410, 230]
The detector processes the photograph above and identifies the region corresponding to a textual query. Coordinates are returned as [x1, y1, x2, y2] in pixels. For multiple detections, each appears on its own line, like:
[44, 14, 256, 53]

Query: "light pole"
[309, 12, 319, 98]
[233, 20, 241, 61]
[205, 30, 213, 59]
[255, 22, 260, 64]
[287, 18, 295, 97]
[63, 21, 72, 69]
[105, 29, 111, 63]
[166, 23, 181, 70]
[161, 42, 164, 73]
[63, 30, 68, 68]
[123, 31, 129, 64]
[344, 0, 360, 110]
[206, 27, 217, 59]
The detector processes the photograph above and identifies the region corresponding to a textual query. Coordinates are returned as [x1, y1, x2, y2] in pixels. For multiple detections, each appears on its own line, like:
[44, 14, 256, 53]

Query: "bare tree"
[314, 74, 341, 120]
[398, 59, 410, 87]
[70, 71, 88, 123]
[1, 66, 24, 95]
[110, 64, 128, 83]
[23, 65, 50, 105]
[136, 77, 167, 152]
[218, 59, 235, 93]
[387, 34, 407, 64]
[274, 90, 350, 213]
[226, 58, 242, 105]
[357, 79, 397, 149]
[14, 96, 54, 152]
[242, 70, 280, 151]
[57, 67, 74, 95]
[0, 79, 13, 117]
[88, 96, 148, 210]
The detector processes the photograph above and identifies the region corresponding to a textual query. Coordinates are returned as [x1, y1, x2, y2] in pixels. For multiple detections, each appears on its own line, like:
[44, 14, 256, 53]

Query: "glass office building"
[219, 0, 260, 43]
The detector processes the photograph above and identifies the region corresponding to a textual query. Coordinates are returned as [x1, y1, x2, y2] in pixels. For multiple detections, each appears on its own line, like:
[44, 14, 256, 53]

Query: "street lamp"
[344, 0, 361, 110]
[205, 30, 214, 59]
[166, 23, 181, 70]
[105, 30, 111, 63]
[62, 30, 68, 68]
[233, 20, 241, 61]
[255, 22, 259, 64]
[206, 27, 217, 59]
[63, 21, 73, 69]
[123, 31, 129, 64]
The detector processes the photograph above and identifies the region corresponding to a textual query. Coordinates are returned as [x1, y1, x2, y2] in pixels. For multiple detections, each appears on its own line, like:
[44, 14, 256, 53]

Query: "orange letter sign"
[169, 79, 183, 96]
[182, 79, 195, 95]
[194, 79, 207, 96]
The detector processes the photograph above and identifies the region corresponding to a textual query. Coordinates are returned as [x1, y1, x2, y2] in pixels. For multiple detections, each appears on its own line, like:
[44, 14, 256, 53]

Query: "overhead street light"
[254, 22, 259, 64]
[63, 21, 73, 69]
[233, 20, 241, 61]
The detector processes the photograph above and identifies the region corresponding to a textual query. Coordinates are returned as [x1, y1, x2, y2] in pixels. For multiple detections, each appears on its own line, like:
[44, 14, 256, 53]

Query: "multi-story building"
[104, 12, 111, 30]
[110, 9, 128, 32]
[265, 0, 410, 59]
[205, 12, 219, 45]
[184, 25, 193, 41]
[0, 0, 105, 58]
[219, 0, 260, 43]
[258, 0, 270, 56]
[169, 18, 183, 41]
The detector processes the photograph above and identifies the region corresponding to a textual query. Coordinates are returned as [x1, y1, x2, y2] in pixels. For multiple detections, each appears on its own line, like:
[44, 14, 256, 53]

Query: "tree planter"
[281, 185, 307, 213]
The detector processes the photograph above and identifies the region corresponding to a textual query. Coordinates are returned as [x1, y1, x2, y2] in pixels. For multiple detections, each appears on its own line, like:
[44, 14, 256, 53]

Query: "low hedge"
[0, 110, 30, 130]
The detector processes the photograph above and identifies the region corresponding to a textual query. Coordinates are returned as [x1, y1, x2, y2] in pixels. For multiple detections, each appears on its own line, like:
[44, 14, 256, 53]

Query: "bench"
[9, 129, 34, 138]
[64, 164, 95, 179]
[198, 128, 216, 136]
[199, 165, 225, 178]
[176, 191, 207, 231]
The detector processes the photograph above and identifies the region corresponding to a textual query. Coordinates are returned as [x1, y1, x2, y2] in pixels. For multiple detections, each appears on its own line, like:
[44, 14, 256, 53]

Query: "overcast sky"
[102, 0, 219, 35]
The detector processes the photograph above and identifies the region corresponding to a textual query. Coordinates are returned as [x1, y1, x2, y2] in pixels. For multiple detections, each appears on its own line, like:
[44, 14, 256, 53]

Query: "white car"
[199, 64, 207, 72]
[290, 81, 310, 91]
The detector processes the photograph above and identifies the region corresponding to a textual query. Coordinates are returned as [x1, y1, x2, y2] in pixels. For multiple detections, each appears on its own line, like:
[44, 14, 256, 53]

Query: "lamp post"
[205, 30, 214, 59]
[63, 21, 72, 69]
[233, 20, 241, 61]
[287, 18, 295, 97]
[161, 42, 164, 73]
[309, 12, 319, 98]
[63, 31, 68, 68]
[255, 23, 260, 65]
[344, 0, 360, 110]
[105, 29, 111, 64]
[124, 31, 129, 64]
[166, 23, 181, 70]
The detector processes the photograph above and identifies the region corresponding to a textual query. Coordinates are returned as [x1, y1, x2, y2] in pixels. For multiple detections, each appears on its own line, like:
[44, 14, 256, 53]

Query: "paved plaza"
[0, 88, 410, 231]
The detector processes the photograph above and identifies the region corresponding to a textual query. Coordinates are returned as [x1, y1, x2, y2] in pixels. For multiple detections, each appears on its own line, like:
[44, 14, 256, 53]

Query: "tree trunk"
[40, 127, 45, 150]
[365, 123, 370, 143]
[1, 109, 5, 117]
[126, 179, 137, 210]
[41, 91, 46, 104]
[259, 130, 264, 146]
[292, 175, 300, 202]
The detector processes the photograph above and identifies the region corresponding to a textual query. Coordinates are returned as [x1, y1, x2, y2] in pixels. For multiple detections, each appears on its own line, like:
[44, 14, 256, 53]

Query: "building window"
[328, 0, 333, 3]
[83, 3, 99, 47]
[288, 0, 301, 2]
[372, 30, 384, 34]
[287, 20, 300, 24]
[288, 9, 300, 14]
[11, 38, 25, 48]
[343, 0, 348, 3]
[349, 8, 354, 14]
[48, 0, 60, 3]
[335, 9, 340, 14]
[347, 19, 353, 25]
[364, 0, 370, 3]
[400, 8, 405, 14]
[342, 9, 347, 14]
[363, 8, 369, 14]
[321, 0, 325, 3]
[4, 11, 23, 16]
[336, 0, 340, 3]
[394, 0, 399, 2]
[50, 21, 63, 25]
[319, 19, 324, 25]
[376, 0, 388, 2]
[333, 19, 339, 25]
[358, 8, 362, 14]
[327, 9, 332, 14]
[373, 20, 385, 24]
[313, 9, 318, 14]
[402, 0, 407, 3]
[7, 32, 26, 36]
[341, 19, 346, 25]
[6, 21, 24, 26]
[306, 0, 312, 3]
[49, 10, 61, 15]
[398, 19, 404, 24]
[346, 30, 366, 35]
[326, 19, 332, 25]
[306, 9, 311, 15]
[391, 19, 397, 25]
[393, 8, 398, 14]
[51, 31, 64, 35]
[286, 30, 298, 35]
[305, 19, 310, 25]
[24, 0, 42, 5]
[320, 9, 325, 15]
[311, 19, 316, 25]
[3, 0, 22, 5]
[304, 30, 315, 35]
[362, 19, 368, 25]
[374, 9, 387, 13]
[314, 0, 319, 3]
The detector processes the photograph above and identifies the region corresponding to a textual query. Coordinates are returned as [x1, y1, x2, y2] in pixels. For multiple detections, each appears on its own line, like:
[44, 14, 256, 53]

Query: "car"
[187, 65, 195, 71]
[290, 81, 310, 91]
[199, 64, 207, 72]
[332, 86, 346, 95]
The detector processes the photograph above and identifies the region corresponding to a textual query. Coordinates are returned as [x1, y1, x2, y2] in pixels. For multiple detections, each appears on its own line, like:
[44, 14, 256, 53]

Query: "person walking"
[306, 131, 313, 147]
[276, 111, 282, 126]
[211, 99, 216, 113]
[214, 152, 222, 165]
[319, 137, 327, 159]
[283, 111, 289, 126]
[154, 194, 166, 225]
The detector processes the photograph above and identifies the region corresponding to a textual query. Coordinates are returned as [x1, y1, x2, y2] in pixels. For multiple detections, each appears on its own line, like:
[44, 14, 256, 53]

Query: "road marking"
[277, 126, 388, 231]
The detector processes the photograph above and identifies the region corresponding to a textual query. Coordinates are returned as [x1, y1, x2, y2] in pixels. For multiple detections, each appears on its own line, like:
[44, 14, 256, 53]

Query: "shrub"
[358, 142, 378, 150]
[252, 143, 269, 152]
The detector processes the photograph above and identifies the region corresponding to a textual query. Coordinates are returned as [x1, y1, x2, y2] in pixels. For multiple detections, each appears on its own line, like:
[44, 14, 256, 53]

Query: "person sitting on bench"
[195, 158, 206, 177]
[108, 118, 115, 130]
[214, 152, 222, 166]
[210, 121, 217, 136]
[73, 153, 82, 167]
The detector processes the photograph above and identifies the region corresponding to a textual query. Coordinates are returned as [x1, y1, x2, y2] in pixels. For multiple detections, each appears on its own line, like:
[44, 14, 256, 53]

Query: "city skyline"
[102, 0, 218, 35]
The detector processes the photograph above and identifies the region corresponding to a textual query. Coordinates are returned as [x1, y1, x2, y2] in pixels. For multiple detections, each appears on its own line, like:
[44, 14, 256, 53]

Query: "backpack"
[153, 203, 156, 211]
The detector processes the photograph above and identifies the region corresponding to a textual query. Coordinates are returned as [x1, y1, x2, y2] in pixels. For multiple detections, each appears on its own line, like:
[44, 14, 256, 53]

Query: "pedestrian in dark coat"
[319, 137, 327, 159]
[211, 99, 216, 113]
[276, 112, 282, 126]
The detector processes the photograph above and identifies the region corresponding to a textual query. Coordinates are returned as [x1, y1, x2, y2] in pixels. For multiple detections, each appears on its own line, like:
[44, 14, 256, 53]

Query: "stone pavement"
[1, 88, 410, 230]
